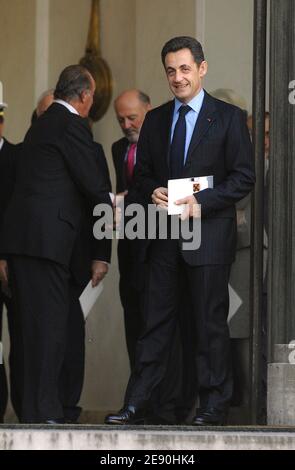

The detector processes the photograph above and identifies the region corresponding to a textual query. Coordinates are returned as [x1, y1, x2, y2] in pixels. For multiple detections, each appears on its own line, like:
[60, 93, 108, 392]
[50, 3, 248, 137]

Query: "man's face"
[164, 48, 207, 103]
[115, 93, 151, 143]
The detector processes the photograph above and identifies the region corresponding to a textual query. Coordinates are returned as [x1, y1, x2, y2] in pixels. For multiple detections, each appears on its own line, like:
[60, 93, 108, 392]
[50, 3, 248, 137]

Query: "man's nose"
[174, 70, 183, 82]
[122, 119, 132, 129]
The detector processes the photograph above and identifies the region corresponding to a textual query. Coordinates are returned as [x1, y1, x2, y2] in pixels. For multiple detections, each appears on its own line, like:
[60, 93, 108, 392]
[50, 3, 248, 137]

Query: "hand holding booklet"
[168, 176, 213, 215]
[79, 280, 104, 320]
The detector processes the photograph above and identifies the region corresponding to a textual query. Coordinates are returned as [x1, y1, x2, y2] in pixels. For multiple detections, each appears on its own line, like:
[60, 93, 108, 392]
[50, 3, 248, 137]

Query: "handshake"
[112, 191, 128, 231]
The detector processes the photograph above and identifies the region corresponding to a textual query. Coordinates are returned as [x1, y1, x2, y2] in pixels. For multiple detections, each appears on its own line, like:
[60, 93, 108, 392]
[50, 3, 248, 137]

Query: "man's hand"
[152, 187, 168, 208]
[0, 259, 8, 287]
[114, 191, 128, 207]
[91, 260, 108, 287]
[236, 209, 247, 227]
[175, 195, 201, 220]
[114, 191, 128, 230]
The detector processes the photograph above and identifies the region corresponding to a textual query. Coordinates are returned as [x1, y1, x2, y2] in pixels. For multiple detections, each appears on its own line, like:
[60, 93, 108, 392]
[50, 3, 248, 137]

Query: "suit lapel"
[186, 91, 217, 163]
[118, 138, 129, 189]
[161, 101, 174, 170]
[0, 139, 9, 158]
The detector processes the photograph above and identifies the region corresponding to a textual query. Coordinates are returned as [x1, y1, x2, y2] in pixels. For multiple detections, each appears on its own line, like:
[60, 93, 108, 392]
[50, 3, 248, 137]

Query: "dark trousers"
[9, 255, 85, 423]
[59, 280, 85, 423]
[118, 238, 143, 370]
[118, 238, 184, 423]
[0, 297, 8, 422]
[0, 290, 22, 421]
[125, 238, 233, 413]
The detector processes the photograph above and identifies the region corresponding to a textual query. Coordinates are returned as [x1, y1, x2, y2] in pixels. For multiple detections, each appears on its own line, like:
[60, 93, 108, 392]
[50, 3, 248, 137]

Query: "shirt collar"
[174, 88, 205, 114]
[54, 99, 79, 115]
[0, 137, 4, 151]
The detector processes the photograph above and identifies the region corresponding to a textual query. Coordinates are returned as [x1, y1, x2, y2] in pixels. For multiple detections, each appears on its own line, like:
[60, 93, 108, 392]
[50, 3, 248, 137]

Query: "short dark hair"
[161, 36, 205, 67]
[54, 65, 92, 101]
[138, 90, 151, 105]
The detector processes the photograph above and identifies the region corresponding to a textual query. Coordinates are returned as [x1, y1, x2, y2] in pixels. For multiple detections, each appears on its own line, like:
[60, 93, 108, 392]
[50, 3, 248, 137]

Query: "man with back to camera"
[105, 36, 255, 426]
[32, 88, 113, 424]
[0, 96, 22, 422]
[0, 65, 113, 424]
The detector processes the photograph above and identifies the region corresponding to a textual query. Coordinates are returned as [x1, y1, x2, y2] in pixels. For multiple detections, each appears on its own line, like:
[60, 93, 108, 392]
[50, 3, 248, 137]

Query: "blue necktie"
[170, 105, 191, 178]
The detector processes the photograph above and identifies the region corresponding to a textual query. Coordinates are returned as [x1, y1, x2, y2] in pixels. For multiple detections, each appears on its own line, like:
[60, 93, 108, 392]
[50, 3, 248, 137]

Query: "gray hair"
[210, 88, 248, 112]
[138, 91, 151, 105]
[54, 65, 92, 101]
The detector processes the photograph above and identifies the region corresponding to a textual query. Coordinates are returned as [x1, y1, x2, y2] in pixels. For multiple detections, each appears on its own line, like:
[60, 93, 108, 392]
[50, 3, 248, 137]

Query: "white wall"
[202, 0, 254, 112]
[0, 0, 36, 141]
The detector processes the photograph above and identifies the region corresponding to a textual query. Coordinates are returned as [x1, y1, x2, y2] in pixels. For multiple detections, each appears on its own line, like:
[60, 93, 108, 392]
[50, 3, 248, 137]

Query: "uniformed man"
[0, 88, 22, 422]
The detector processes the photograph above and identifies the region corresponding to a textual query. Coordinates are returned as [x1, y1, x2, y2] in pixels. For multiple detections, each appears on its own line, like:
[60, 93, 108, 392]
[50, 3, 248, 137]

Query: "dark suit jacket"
[134, 91, 255, 265]
[0, 103, 112, 272]
[112, 137, 145, 207]
[112, 137, 146, 290]
[70, 142, 112, 286]
[112, 137, 129, 194]
[0, 139, 20, 229]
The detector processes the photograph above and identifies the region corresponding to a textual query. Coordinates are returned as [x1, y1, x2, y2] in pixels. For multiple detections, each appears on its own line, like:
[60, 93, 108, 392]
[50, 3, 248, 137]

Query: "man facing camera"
[112, 89, 151, 369]
[0, 65, 112, 424]
[105, 36, 255, 426]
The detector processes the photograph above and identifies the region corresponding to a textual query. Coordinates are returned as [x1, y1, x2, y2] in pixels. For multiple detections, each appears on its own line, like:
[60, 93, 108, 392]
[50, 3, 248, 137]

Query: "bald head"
[247, 112, 270, 158]
[36, 90, 54, 117]
[114, 89, 151, 143]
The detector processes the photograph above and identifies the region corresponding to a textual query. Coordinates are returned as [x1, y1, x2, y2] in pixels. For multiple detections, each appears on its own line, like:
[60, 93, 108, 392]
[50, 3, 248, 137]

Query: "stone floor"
[1, 424, 295, 450]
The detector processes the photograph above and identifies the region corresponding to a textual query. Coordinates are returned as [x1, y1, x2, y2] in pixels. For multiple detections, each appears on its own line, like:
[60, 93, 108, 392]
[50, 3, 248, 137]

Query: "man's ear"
[80, 90, 88, 103]
[199, 60, 208, 78]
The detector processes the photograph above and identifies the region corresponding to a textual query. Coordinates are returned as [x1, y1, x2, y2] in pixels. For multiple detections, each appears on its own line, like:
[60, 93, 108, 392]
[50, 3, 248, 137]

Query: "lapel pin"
[207, 118, 212, 122]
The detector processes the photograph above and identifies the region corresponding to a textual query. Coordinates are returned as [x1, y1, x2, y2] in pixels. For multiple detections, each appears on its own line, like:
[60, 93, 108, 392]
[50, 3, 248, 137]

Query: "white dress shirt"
[54, 99, 79, 115]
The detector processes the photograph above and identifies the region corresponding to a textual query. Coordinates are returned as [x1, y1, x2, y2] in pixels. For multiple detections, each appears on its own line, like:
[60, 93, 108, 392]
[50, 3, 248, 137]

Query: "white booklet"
[79, 280, 104, 320]
[168, 176, 213, 215]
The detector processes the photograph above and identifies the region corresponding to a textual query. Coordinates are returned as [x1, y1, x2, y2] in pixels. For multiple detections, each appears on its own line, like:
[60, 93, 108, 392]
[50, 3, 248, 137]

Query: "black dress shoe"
[44, 418, 65, 424]
[192, 407, 227, 426]
[104, 405, 145, 425]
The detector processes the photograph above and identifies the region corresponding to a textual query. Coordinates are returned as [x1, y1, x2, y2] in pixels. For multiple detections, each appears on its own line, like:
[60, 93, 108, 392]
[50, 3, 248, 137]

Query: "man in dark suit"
[105, 36, 255, 426]
[29, 92, 112, 424]
[113, 90, 185, 424]
[112, 89, 151, 369]
[0, 104, 22, 422]
[62, 138, 112, 424]
[0, 65, 112, 423]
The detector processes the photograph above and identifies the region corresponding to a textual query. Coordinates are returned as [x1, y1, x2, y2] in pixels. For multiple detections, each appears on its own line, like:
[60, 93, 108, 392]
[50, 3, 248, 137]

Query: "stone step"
[1, 425, 295, 450]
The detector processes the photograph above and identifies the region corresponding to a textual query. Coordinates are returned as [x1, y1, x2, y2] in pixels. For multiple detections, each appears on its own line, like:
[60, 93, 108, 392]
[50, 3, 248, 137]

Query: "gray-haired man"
[0, 65, 112, 423]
